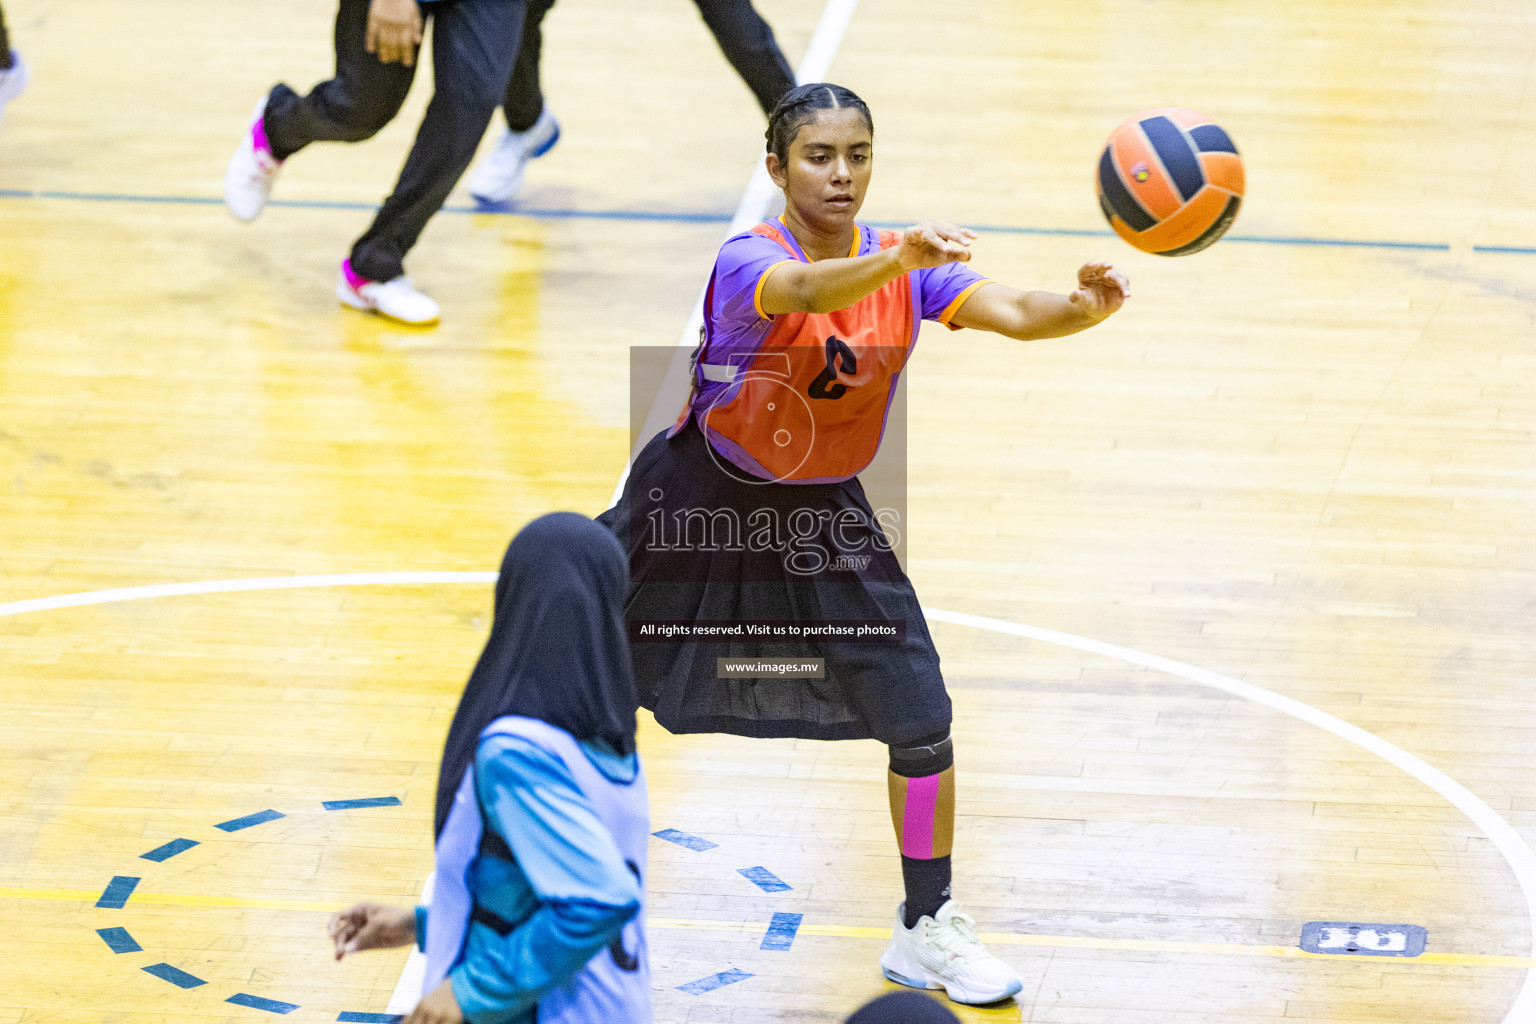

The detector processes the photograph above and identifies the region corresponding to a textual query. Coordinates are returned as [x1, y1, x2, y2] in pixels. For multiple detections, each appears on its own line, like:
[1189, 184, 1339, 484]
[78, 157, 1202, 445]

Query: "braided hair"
[765, 83, 874, 164]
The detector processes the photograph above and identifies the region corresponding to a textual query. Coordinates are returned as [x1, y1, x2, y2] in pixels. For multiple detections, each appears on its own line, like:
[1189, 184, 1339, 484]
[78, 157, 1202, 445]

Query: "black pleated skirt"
[597, 424, 951, 744]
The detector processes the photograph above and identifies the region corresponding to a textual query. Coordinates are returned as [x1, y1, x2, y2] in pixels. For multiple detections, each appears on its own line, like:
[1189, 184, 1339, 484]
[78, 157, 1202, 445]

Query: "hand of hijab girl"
[405, 979, 465, 1024]
[327, 902, 416, 960]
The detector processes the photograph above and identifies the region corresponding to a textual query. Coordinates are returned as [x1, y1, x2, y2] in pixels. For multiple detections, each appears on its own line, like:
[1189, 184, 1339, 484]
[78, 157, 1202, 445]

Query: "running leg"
[690, 0, 794, 116]
[262, 0, 418, 161]
[501, 0, 555, 132]
[348, 0, 529, 283]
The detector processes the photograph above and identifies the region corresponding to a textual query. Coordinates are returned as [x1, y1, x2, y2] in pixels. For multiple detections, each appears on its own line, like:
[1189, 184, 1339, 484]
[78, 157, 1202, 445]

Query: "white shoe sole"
[468, 176, 523, 206]
[879, 950, 1023, 1006]
[336, 281, 440, 327]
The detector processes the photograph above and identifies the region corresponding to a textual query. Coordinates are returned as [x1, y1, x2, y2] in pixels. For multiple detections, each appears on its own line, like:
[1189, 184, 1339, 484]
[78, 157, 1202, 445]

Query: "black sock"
[900, 855, 952, 928]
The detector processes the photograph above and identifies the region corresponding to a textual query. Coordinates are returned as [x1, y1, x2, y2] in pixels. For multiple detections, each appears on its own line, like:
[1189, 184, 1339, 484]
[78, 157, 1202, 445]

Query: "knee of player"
[336, 115, 395, 143]
[888, 731, 953, 777]
[334, 97, 405, 142]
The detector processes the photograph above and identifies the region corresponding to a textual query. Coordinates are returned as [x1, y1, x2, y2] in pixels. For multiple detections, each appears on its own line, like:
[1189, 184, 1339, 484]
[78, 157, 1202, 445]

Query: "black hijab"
[434, 512, 637, 838]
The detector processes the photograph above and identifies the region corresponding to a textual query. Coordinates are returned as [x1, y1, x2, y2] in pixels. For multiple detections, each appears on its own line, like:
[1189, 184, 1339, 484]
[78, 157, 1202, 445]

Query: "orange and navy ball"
[1096, 108, 1244, 256]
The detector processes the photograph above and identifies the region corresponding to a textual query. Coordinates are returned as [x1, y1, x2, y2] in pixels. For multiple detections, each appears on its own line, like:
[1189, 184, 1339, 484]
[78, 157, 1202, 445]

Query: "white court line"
[6, 570, 1536, 1019]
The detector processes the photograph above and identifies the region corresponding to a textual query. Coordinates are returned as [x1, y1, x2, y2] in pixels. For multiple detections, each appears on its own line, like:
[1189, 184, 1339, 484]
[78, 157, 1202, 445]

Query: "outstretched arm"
[759, 220, 976, 315]
[948, 262, 1130, 341]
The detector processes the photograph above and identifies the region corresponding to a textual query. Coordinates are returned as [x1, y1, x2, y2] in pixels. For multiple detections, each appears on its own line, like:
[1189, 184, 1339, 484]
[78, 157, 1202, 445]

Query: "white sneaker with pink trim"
[224, 96, 283, 222]
[336, 259, 440, 326]
[880, 900, 1023, 1005]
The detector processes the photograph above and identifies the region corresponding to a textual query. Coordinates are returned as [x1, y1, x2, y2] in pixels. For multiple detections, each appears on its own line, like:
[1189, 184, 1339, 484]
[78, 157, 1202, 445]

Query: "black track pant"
[500, 0, 793, 131]
[688, 0, 796, 115]
[263, 0, 529, 282]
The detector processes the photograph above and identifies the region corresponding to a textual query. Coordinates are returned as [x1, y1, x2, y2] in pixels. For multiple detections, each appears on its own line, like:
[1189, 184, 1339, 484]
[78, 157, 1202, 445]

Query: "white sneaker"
[468, 108, 560, 204]
[0, 51, 29, 123]
[225, 96, 283, 222]
[337, 259, 441, 326]
[880, 900, 1023, 1005]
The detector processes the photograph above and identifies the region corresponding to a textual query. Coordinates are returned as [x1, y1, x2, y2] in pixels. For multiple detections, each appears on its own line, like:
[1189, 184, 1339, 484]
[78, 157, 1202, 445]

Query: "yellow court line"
[8, 890, 1530, 969]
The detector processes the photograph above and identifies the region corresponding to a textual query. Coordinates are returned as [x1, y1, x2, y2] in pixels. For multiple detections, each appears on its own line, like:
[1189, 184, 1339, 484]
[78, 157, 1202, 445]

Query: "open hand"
[328, 903, 416, 960]
[405, 979, 465, 1024]
[896, 220, 975, 271]
[366, 0, 423, 66]
[1068, 262, 1130, 320]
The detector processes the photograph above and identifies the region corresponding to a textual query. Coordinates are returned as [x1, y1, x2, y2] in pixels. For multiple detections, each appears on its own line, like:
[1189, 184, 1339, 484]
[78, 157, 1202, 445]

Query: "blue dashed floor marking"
[216, 809, 285, 832]
[142, 963, 206, 988]
[323, 797, 402, 810]
[96, 927, 142, 953]
[677, 968, 754, 994]
[96, 875, 139, 908]
[653, 828, 717, 852]
[98, 799, 414, 1018]
[761, 912, 803, 950]
[738, 866, 791, 892]
[227, 993, 300, 1013]
[140, 838, 199, 861]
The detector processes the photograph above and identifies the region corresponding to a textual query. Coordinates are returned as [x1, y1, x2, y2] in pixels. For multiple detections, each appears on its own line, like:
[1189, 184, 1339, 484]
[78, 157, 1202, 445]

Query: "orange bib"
[677, 221, 917, 484]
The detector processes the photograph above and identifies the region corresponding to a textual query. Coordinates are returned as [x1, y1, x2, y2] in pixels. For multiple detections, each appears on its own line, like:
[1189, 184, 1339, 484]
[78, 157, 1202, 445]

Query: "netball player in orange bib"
[600, 82, 1128, 1006]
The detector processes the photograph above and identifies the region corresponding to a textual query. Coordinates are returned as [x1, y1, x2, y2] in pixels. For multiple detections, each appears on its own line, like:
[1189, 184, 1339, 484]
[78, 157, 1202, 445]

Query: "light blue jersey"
[423, 717, 650, 1024]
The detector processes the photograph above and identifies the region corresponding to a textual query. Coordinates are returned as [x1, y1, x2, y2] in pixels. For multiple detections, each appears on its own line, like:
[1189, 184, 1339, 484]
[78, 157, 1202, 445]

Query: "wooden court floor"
[3, 0, 1536, 1021]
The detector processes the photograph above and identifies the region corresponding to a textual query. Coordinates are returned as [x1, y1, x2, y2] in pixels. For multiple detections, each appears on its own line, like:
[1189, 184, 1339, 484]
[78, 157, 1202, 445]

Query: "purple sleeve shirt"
[912, 257, 993, 328]
[705, 222, 992, 356]
[705, 229, 796, 349]
[678, 221, 996, 451]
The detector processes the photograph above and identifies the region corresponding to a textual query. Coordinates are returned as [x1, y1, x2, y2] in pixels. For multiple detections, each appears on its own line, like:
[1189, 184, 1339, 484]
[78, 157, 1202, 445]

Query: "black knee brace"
[887, 731, 953, 778]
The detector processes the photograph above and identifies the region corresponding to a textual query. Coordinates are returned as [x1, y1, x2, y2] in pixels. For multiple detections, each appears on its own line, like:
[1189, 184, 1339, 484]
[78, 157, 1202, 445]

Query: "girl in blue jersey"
[329, 513, 649, 1024]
